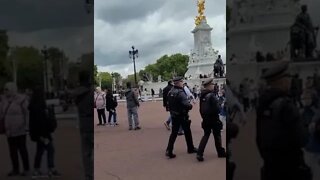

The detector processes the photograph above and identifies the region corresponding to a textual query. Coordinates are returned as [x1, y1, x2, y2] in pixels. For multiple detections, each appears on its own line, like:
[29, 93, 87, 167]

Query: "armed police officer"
[257, 62, 311, 180]
[197, 78, 226, 162]
[165, 77, 198, 158]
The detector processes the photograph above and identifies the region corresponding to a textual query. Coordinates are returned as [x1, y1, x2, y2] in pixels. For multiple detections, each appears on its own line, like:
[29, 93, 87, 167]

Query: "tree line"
[95, 53, 189, 90]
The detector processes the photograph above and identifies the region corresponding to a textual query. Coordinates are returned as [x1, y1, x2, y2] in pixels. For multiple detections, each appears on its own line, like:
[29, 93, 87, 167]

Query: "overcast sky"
[1, 0, 93, 61]
[95, 0, 226, 78]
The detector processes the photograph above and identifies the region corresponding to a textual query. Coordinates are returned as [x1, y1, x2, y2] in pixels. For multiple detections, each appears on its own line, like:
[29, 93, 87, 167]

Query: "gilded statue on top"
[195, 0, 206, 26]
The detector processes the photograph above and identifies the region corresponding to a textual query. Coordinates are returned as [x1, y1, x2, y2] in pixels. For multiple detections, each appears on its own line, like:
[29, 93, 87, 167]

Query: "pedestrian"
[94, 87, 106, 125]
[163, 80, 173, 130]
[257, 62, 311, 180]
[197, 78, 227, 161]
[106, 89, 118, 126]
[72, 71, 94, 180]
[151, 88, 155, 102]
[29, 86, 61, 178]
[165, 77, 197, 159]
[0, 82, 30, 176]
[125, 82, 141, 130]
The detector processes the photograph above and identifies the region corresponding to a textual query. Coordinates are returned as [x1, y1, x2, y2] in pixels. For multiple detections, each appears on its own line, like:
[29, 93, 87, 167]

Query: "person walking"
[197, 78, 227, 161]
[94, 87, 106, 125]
[125, 82, 141, 130]
[72, 71, 94, 180]
[29, 86, 61, 178]
[106, 89, 118, 126]
[257, 62, 311, 180]
[163, 80, 173, 130]
[0, 82, 30, 176]
[165, 77, 197, 159]
[151, 88, 155, 102]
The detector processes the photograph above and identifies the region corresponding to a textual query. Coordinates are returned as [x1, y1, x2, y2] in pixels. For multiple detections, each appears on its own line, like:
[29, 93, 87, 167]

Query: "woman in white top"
[1, 82, 30, 176]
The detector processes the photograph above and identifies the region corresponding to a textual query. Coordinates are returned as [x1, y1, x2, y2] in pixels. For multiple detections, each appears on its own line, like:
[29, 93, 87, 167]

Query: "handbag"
[0, 101, 13, 134]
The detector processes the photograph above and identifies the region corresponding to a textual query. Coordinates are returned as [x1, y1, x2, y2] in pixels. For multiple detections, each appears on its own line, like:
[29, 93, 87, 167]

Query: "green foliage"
[99, 72, 112, 90]
[10, 46, 44, 90]
[94, 64, 98, 86]
[140, 53, 188, 81]
[0, 30, 10, 87]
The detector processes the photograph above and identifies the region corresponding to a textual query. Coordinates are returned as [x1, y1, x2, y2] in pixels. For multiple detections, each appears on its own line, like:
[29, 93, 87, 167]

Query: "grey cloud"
[95, 0, 164, 24]
[0, 0, 92, 32]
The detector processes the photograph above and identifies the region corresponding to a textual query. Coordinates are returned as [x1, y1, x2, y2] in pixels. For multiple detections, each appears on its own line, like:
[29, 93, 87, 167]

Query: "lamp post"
[129, 46, 138, 87]
[41, 46, 49, 97]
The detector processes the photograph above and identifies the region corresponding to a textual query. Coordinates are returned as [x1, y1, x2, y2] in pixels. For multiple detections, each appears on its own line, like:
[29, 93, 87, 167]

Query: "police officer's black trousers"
[166, 115, 194, 153]
[197, 125, 223, 156]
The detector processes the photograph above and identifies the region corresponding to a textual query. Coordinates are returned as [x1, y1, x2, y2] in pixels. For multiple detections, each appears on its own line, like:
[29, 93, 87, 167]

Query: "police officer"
[166, 77, 197, 158]
[257, 62, 311, 180]
[197, 78, 226, 161]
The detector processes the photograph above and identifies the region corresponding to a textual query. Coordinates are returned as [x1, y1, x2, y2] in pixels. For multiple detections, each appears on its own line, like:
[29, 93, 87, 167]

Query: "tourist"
[72, 70, 94, 180]
[106, 89, 118, 126]
[151, 88, 155, 102]
[1, 82, 30, 176]
[94, 87, 107, 125]
[29, 86, 61, 178]
[163, 80, 173, 130]
[125, 82, 141, 130]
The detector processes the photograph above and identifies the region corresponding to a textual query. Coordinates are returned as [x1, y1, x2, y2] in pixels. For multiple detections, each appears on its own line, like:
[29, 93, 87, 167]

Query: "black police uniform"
[197, 88, 226, 161]
[166, 78, 197, 158]
[257, 62, 311, 180]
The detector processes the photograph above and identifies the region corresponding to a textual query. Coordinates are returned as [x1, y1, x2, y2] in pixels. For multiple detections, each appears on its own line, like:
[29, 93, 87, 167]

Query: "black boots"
[165, 151, 176, 159]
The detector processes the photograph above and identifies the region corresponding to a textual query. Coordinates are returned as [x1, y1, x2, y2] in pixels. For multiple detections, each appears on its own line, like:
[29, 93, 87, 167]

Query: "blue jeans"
[127, 107, 139, 127]
[34, 138, 55, 169]
[108, 110, 117, 123]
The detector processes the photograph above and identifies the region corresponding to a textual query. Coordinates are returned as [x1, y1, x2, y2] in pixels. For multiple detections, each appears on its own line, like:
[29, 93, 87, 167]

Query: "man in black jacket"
[197, 78, 226, 162]
[106, 89, 118, 126]
[165, 77, 197, 158]
[257, 62, 311, 180]
[163, 80, 173, 130]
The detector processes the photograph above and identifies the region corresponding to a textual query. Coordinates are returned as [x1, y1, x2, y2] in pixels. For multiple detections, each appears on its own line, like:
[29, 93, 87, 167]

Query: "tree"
[139, 53, 189, 81]
[0, 30, 10, 87]
[94, 64, 98, 86]
[10, 46, 43, 90]
[99, 72, 112, 90]
[47, 47, 69, 91]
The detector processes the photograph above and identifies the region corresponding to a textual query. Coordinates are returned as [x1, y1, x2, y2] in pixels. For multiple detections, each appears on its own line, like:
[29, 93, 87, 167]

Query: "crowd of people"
[0, 82, 60, 178]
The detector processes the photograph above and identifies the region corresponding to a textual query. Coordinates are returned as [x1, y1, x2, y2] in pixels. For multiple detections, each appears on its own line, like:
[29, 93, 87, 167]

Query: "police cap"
[202, 78, 214, 87]
[261, 62, 290, 82]
[172, 76, 184, 82]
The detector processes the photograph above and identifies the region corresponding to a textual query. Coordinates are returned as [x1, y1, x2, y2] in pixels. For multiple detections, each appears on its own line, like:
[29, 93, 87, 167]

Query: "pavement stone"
[94, 101, 226, 180]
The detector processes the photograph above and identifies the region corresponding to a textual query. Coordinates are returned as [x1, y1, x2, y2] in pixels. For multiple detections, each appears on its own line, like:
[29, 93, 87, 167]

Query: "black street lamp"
[129, 46, 138, 87]
[41, 46, 49, 97]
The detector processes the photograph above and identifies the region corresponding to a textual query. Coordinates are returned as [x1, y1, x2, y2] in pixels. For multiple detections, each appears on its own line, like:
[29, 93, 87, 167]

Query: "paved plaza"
[94, 101, 226, 180]
[0, 112, 85, 180]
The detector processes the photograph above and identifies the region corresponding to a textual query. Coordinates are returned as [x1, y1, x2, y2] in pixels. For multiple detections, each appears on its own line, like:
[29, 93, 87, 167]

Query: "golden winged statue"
[195, 0, 206, 26]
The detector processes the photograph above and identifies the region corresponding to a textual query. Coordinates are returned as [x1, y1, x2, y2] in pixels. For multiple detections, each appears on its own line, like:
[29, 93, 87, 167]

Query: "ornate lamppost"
[129, 46, 139, 87]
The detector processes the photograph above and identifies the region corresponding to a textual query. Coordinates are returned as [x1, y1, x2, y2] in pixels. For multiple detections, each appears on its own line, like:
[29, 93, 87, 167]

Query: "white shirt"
[184, 86, 194, 99]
